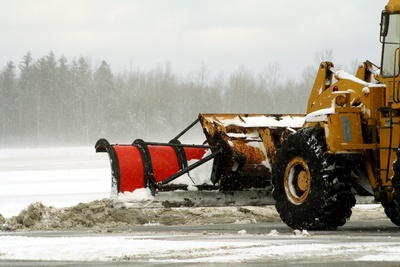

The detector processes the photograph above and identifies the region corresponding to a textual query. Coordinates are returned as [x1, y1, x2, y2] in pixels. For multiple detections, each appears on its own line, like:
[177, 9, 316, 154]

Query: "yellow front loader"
[96, 0, 400, 230]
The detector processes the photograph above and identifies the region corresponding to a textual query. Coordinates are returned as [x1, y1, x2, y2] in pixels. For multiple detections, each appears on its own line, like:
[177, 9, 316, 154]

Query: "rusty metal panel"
[198, 113, 305, 190]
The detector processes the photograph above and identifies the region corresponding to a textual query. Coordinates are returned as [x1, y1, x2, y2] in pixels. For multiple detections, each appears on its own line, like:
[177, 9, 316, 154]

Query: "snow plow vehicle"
[96, 0, 400, 230]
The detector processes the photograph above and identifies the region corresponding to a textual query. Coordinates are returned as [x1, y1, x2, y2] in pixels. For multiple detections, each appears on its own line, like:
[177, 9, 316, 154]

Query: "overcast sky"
[0, 0, 388, 81]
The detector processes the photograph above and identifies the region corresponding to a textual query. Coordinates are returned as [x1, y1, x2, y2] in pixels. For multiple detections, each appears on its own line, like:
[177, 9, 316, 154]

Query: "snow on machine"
[97, 0, 400, 230]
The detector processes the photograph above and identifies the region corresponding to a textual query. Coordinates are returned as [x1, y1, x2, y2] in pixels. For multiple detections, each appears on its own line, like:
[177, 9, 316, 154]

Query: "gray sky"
[0, 0, 388, 81]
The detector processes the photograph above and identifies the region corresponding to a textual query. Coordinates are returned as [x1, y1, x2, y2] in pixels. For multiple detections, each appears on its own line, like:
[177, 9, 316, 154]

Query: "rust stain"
[225, 125, 248, 134]
[232, 140, 266, 164]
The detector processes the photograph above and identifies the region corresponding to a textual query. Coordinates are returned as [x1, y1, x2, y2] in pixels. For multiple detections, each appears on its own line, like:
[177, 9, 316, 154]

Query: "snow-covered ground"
[0, 147, 111, 218]
[1, 146, 400, 265]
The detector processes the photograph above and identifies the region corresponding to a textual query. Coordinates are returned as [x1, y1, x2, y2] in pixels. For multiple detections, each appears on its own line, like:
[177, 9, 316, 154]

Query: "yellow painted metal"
[306, 61, 385, 122]
[284, 157, 311, 205]
[304, 61, 386, 153]
[324, 113, 363, 153]
[355, 61, 374, 82]
[386, 0, 400, 12]
[378, 115, 400, 185]
[307, 62, 334, 113]
[302, 57, 395, 201]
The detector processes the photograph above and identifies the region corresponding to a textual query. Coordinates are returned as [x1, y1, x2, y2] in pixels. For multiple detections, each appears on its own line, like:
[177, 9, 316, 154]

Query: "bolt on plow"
[95, 0, 400, 230]
[95, 113, 304, 208]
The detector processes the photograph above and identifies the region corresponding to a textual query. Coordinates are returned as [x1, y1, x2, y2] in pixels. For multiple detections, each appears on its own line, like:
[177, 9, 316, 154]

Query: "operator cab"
[380, 11, 400, 77]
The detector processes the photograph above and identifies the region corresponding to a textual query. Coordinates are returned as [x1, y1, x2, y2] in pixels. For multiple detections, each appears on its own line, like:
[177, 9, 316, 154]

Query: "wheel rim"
[284, 157, 311, 205]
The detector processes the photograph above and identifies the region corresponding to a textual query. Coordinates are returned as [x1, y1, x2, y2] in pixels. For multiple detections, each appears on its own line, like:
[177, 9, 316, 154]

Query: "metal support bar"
[171, 118, 200, 141]
[133, 139, 157, 195]
[169, 139, 195, 184]
[106, 141, 215, 150]
[145, 142, 216, 150]
[159, 147, 224, 185]
[95, 138, 122, 193]
[169, 139, 188, 170]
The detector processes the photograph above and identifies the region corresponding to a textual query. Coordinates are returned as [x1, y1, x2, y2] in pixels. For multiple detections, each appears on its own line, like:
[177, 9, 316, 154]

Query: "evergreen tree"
[0, 61, 17, 141]
[93, 60, 115, 137]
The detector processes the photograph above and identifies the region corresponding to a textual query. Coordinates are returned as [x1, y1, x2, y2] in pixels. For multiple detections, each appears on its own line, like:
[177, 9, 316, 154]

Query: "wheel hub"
[284, 157, 311, 205]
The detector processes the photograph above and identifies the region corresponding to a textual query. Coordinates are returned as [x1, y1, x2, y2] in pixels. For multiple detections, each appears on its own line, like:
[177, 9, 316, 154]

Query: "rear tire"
[384, 149, 400, 226]
[383, 201, 400, 226]
[272, 127, 355, 230]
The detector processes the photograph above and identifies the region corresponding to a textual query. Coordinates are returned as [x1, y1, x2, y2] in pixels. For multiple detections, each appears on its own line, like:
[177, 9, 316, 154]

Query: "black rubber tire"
[384, 149, 400, 226]
[272, 127, 356, 230]
[383, 201, 400, 226]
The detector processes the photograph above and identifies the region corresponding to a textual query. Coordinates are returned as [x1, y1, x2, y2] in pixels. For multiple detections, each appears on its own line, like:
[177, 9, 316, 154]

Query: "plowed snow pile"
[0, 199, 387, 232]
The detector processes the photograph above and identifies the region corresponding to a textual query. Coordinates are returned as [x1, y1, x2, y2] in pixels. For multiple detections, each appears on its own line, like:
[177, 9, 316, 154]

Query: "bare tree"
[314, 48, 334, 63]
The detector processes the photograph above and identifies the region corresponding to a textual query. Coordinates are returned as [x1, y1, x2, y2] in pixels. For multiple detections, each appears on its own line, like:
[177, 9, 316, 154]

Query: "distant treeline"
[0, 51, 315, 147]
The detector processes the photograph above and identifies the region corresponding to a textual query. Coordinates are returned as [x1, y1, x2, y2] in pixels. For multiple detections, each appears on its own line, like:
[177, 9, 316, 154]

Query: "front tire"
[272, 127, 355, 230]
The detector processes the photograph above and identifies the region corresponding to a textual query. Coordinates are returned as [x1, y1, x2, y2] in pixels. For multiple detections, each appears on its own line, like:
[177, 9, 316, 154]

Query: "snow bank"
[117, 188, 155, 202]
[0, 199, 282, 231]
[0, 200, 388, 232]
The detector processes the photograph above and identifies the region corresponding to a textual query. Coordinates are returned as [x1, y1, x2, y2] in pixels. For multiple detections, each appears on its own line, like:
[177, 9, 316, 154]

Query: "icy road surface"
[1, 220, 400, 266]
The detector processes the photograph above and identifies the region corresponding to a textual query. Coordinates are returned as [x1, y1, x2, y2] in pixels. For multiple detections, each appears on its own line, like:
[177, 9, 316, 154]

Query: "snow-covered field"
[1, 146, 400, 265]
[0, 147, 111, 218]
